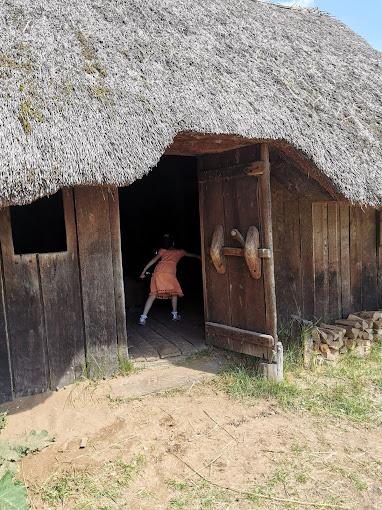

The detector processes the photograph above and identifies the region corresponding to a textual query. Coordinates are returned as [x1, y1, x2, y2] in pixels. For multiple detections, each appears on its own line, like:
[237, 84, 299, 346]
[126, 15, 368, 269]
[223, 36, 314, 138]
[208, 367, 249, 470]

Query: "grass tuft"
[41, 455, 146, 508]
[117, 349, 134, 376]
[216, 334, 382, 425]
[0, 413, 7, 433]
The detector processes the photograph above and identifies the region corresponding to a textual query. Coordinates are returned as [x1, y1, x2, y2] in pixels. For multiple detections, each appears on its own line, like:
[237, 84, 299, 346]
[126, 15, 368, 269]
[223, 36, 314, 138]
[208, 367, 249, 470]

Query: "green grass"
[117, 349, 134, 376]
[216, 337, 382, 424]
[41, 455, 146, 508]
[166, 478, 232, 509]
[0, 412, 7, 433]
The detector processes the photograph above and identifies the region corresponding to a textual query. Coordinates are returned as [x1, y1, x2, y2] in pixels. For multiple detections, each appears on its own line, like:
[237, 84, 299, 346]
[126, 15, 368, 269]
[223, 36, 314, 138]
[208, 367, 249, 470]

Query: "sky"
[266, 0, 382, 52]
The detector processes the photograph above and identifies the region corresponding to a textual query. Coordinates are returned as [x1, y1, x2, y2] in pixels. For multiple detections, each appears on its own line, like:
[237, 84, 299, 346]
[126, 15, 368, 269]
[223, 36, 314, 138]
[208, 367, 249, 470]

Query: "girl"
[139, 234, 201, 325]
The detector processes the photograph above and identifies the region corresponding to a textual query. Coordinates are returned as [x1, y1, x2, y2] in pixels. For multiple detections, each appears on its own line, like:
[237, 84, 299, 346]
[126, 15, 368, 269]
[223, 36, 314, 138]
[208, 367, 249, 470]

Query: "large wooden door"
[198, 143, 278, 362]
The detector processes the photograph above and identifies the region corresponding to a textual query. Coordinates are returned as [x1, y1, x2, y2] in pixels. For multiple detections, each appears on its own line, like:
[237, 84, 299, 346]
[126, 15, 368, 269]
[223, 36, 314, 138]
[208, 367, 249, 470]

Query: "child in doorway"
[139, 234, 201, 325]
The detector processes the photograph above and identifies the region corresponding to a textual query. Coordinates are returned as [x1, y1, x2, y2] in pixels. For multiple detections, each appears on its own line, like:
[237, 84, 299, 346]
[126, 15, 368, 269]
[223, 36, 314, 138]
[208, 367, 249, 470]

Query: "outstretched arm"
[184, 252, 202, 261]
[140, 253, 161, 278]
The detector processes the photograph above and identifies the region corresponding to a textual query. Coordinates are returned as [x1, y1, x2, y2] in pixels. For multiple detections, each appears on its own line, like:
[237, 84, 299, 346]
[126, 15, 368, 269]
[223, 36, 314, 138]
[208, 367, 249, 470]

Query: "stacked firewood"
[312, 311, 382, 362]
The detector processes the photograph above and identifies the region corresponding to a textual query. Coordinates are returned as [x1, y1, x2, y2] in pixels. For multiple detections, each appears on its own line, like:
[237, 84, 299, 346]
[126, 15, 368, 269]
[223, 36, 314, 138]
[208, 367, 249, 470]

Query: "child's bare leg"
[143, 295, 156, 317]
[171, 295, 178, 313]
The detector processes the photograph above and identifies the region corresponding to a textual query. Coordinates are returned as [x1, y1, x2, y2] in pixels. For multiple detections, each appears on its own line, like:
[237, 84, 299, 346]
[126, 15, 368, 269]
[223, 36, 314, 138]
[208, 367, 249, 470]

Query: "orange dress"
[150, 248, 186, 299]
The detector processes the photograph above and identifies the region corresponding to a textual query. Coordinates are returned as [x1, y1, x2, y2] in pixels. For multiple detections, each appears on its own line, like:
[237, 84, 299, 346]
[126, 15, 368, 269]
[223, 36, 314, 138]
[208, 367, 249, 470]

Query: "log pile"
[312, 311, 382, 363]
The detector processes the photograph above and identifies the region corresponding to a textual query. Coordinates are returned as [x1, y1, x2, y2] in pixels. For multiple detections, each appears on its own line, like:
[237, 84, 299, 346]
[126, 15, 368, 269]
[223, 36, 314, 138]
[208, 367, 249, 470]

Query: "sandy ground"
[1, 354, 381, 509]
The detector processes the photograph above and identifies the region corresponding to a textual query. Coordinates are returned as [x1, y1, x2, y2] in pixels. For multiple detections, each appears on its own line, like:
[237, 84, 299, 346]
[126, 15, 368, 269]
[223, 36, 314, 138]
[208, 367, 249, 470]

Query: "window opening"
[10, 190, 67, 254]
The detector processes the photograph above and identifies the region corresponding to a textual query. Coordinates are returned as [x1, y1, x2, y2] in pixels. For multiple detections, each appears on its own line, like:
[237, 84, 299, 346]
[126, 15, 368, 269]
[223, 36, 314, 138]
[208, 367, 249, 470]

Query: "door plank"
[205, 322, 274, 347]
[199, 179, 231, 324]
[223, 175, 266, 332]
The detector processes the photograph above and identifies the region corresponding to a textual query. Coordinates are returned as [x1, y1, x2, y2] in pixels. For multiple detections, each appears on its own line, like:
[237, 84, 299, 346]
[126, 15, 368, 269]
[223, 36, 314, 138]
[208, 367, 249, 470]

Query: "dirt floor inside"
[1, 351, 382, 510]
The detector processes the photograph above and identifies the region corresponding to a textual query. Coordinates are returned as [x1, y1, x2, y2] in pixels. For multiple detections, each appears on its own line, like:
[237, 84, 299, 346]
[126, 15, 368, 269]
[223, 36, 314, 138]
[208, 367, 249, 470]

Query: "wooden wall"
[0, 186, 126, 402]
[272, 186, 380, 324]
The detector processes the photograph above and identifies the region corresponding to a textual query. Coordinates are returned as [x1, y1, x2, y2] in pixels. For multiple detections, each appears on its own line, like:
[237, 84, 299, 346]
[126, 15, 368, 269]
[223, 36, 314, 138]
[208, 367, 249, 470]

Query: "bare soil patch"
[1, 353, 382, 509]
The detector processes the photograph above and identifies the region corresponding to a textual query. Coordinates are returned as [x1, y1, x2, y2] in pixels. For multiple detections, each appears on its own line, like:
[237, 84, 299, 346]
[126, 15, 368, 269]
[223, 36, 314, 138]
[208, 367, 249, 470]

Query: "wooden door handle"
[209, 225, 271, 279]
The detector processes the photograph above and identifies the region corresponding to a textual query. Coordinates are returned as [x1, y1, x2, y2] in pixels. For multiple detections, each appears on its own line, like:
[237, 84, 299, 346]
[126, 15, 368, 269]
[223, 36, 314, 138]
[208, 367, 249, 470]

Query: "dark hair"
[161, 233, 176, 249]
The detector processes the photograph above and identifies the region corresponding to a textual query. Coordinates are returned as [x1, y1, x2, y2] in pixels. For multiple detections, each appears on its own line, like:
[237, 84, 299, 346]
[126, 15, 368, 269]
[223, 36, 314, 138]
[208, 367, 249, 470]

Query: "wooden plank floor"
[126, 304, 206, 363]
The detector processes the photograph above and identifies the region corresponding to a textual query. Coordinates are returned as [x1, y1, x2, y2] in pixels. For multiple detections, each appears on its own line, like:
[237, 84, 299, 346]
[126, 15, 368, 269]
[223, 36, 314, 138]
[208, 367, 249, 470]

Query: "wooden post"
[259, 342, 283, 382]
[259, 144, 278, 364]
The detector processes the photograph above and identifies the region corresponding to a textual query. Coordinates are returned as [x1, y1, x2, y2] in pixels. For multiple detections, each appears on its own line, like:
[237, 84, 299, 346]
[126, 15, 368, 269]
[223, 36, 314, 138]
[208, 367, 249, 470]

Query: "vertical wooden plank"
[313, 204, 329, 321]
[339, 205, 351, 318]
[223, 174, 266, 333]
[0, 209, 48, 396]
[38, 188, 85, 388]
[350, 207, 362, 313]
[379, 211, 382, 307]
[299, 200, 314, 318]
[0, 248, 13, 403]
[272, 188, 302, 322]
[327, 204, 341, 320]
[271, 187, 286, 320]
[39, 252, 84, 388]
[63, 187, 86, 374]
[361, 208, 378, 311]
[75, 186, 118, 377]
[199, 175, 231, 326]
[198, 156, 209, 326]
[108, 188, 128, 352]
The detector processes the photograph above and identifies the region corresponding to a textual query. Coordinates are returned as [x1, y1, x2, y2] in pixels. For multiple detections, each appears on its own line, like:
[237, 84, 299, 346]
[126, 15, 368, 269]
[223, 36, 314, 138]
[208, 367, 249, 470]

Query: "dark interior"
[10, 190, 67, 255]
[119, 155, 204, 320]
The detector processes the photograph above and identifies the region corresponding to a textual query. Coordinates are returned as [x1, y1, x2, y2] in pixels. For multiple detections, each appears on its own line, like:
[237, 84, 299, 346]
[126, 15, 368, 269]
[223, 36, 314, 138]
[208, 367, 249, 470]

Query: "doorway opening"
[119, 155, 206, 363]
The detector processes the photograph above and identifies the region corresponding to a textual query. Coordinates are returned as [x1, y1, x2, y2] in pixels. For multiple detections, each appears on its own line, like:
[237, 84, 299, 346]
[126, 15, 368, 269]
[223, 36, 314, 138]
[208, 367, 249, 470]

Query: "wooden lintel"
[205, 322, 274, 347]
[199, 161, 264, 183]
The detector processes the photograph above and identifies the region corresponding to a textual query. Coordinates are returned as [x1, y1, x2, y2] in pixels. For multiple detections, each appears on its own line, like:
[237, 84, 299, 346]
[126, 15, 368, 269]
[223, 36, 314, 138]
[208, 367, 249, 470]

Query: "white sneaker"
[172, 313, 181, 321]
[139, 315, 147, 325]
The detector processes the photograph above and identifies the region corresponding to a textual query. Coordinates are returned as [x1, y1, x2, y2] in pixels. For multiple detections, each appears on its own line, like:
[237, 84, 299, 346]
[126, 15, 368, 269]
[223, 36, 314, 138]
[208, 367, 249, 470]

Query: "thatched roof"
[0, 0, 381, 206]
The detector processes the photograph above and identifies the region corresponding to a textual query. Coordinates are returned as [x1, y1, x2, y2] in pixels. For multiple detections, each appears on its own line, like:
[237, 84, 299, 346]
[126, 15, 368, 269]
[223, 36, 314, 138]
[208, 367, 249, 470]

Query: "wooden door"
[198, 143, 278, 362]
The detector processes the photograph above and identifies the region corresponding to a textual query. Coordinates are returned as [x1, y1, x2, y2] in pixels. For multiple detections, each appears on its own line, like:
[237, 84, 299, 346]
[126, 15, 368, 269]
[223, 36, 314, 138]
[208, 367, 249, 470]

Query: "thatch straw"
[0, 0, 381, 206]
